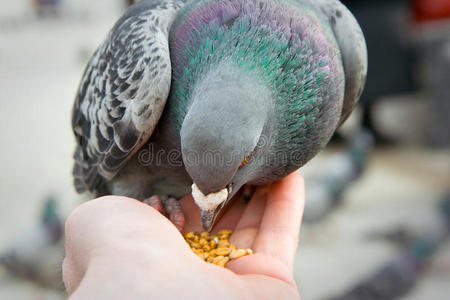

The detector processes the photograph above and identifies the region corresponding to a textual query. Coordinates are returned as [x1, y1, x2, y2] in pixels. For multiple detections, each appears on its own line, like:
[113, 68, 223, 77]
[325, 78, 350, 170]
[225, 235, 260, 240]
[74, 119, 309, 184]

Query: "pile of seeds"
[184, 229, 253, 267]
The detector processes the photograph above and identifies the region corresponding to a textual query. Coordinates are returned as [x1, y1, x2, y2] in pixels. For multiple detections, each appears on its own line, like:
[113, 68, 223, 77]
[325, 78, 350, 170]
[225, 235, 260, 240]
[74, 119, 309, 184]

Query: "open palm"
[63, 172, 304, 299]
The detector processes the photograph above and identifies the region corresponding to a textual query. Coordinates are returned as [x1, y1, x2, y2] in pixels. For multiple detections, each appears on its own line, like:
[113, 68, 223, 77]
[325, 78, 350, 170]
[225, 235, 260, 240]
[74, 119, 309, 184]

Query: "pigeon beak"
[192, 183, 232, 232]
[200, 202, 225, 232]
[200, 184, 234, 231]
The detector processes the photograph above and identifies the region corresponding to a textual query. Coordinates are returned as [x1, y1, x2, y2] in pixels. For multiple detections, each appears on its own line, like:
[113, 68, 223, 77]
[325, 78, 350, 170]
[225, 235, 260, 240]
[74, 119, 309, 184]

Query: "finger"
[229, 186, 268, 249]
[234, 186, 268, 230]
[212, 194, 247, 233]
[253, 171, 305, 269]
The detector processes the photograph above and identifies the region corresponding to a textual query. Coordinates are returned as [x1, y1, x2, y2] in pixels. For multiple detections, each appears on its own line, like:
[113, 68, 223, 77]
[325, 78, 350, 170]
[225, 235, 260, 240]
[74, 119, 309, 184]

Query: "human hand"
[63, 172, 304, 299]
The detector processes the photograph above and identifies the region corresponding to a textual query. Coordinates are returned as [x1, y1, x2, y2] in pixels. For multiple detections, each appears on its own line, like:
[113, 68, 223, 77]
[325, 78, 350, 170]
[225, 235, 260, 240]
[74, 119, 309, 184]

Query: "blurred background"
[0, 0, 448, 299]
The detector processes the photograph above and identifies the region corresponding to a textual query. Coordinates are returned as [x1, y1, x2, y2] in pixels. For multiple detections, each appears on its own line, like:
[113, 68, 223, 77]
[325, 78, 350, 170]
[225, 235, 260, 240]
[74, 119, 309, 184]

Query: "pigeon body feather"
[72, 0, 186, 193]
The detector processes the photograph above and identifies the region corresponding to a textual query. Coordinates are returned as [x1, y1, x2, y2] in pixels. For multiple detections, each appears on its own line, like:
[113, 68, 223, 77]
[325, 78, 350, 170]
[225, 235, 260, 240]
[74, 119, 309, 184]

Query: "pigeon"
[71, 0, 367, 231]
[303, 128, 374, 223]
[0, 197, 64, 289]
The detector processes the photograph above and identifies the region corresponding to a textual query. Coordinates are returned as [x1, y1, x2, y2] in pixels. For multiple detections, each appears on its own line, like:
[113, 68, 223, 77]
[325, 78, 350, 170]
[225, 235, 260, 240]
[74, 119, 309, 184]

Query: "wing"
[306, 0, 367, 126]
[72, 0, 186, 194]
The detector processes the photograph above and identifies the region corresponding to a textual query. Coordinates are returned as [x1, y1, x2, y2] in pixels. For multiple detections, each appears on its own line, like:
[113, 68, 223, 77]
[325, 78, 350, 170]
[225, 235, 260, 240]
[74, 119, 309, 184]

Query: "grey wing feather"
[306, 0, 368, 125]
[72, 0, 186, 194]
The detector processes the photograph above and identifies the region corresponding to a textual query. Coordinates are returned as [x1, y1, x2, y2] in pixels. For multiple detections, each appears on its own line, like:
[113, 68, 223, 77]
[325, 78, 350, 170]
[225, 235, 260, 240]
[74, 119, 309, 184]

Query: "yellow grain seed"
[190, 242, 201, 248]
[215, 257, 229, 267]
[213, 255, 225, 264]
[200, 232, 210, 239]
[218, 229, 232, 236]
[184, 229, 253, 267]
[217, 241, 229, 248]
[219, 234, 229, 240]
[214, 247, 231, 256]
[230, 249, 247, 259]
[184, 232, 195, 239]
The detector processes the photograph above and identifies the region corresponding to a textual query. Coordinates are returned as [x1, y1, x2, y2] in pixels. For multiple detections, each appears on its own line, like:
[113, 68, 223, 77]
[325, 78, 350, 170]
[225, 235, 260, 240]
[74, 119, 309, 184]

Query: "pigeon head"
[180, 64, 272, 231]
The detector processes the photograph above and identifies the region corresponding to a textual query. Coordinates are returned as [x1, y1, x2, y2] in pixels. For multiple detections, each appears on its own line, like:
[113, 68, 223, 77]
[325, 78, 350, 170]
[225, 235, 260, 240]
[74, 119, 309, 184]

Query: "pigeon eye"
[239, 155, 250, 168]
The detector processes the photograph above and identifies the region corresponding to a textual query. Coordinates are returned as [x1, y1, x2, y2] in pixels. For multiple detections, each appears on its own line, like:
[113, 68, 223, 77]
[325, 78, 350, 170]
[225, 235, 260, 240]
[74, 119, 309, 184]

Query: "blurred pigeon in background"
[72, 0, 367, 231]
[327, 194, 450, 300]
[303, 128, 374, 223]
[0, 197, 64, 289]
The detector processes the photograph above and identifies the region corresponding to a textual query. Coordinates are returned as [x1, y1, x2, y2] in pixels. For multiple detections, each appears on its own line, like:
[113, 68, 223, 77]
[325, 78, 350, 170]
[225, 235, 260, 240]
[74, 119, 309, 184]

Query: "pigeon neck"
[191, 63, 273, 117]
